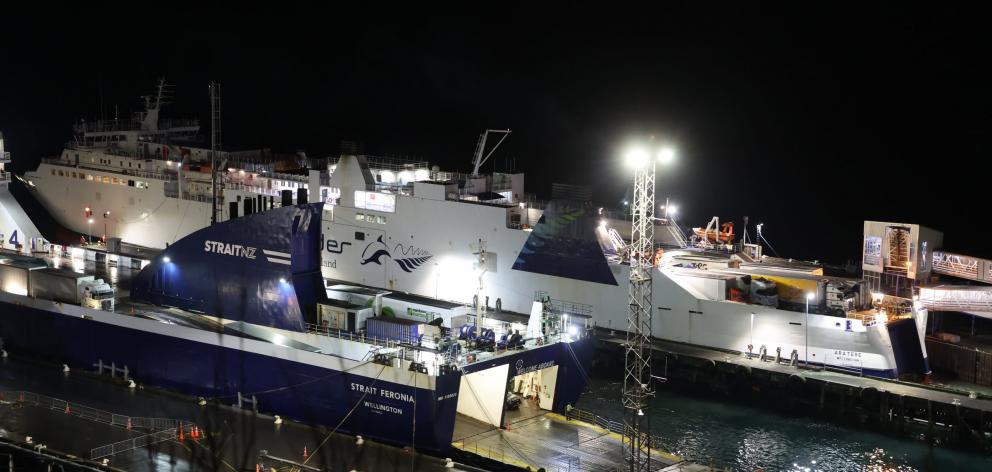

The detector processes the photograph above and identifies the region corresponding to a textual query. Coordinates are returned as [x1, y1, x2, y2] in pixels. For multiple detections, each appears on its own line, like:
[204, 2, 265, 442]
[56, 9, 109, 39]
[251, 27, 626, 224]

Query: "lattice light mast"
[623, 145, 675, 472]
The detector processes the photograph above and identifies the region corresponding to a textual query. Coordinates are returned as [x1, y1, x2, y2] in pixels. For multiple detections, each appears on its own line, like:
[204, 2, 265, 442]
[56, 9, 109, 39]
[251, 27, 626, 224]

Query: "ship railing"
[1, 151, 10, 162]
[0, 171, 9, 182]
[304, 323, 399, 347]
[566, 407, 678, 457]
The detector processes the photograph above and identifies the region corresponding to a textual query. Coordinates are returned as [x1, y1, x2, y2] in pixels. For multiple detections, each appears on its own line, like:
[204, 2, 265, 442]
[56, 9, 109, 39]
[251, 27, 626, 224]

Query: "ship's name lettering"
[204, 240, 257, 259]
[832, 350, 862, 358]
[350, 383, 414, 403]
[438, 392, 458, 401]
[516, 360, 555, 375]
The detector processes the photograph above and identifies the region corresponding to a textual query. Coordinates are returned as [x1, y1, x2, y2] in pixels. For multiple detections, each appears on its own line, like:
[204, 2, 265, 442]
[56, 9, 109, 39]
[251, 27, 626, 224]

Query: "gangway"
[918, 285, 992, 319]
[931, 250, 992, 284]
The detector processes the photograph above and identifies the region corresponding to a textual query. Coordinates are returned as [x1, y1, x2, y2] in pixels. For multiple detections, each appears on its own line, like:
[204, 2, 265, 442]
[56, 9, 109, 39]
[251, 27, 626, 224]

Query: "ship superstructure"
[317, 154, 931, 378]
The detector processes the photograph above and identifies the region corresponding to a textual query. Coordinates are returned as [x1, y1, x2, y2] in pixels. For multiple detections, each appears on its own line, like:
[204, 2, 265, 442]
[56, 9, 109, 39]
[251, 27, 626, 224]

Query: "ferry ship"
[7, 80, 931, 380]
[2, 132, 594, 451]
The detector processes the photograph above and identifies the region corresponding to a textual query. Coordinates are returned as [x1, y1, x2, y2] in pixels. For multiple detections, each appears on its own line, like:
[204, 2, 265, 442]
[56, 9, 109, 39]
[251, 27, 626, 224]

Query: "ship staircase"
[918, 250, 992, 319]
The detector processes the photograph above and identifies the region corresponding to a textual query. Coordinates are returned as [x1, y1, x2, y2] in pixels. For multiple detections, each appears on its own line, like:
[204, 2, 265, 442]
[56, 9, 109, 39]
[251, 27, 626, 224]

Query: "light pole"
[103, 211, 110, 242]
[622, 142, 675, 472]
[805, 292, 814, 366]
[87, 218, 94, 245]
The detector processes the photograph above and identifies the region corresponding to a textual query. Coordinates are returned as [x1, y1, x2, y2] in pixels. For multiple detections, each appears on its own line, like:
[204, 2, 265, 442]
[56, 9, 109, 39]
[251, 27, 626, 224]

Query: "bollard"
[775, 347, 782, 364]
[128, 379, 137, 389]
[356, 435, 364, 445]
[198, 397, 207, 406]
[2, 349, 7, 358]
[445, 458, 455, 468]
[759, 345, 767, 362]
[274, 415, 283, 425]
[124, 365, 129, 382]
[62, 364, 70, 373]
[111, 362, 116, 378]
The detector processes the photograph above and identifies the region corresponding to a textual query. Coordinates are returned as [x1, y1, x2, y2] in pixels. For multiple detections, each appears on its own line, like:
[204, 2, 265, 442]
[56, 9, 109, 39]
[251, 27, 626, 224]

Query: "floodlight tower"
[622, 144, 674, 472]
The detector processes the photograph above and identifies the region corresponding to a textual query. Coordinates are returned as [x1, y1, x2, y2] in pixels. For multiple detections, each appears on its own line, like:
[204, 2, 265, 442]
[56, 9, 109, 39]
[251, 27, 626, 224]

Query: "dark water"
[577, 378, 991, 471]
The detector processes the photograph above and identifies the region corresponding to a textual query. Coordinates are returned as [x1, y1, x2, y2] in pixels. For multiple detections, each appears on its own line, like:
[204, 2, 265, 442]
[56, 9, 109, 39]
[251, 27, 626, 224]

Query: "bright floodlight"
[162, 256, 171, 263]
[658, 147, 676, 165]
[668, 205, 678, 215]
[624, 147, 650, 169]
[806, 292, 815, 300]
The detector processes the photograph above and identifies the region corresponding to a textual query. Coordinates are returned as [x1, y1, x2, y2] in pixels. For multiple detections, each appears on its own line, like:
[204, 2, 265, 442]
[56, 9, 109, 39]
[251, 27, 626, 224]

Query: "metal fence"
[0, 390, 198, 460]
[566, 407, 677, 456]
[90, 428, 180, 460]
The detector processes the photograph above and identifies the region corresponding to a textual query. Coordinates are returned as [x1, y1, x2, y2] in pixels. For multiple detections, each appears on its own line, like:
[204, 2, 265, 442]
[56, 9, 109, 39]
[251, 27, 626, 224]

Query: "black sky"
[2, 5, 988, 264]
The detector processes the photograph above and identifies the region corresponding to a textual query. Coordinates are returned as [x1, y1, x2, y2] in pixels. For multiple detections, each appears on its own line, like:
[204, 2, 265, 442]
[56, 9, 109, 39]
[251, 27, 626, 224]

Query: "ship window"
[58, 170, 64, 177]
[51, 169, 55, 176]
[377, 215, 387, 224]
[86, 174, 94, 181]
[71, 172, 77, 178]
[78, 173, 84, 180]
[355, 212, 365, 221]
[102, 176, 110, 184]
[355, 232, 365, 241]
[128, 180, 135, 187]
[112, 178, 120, 185]
[138, 164, 141, 169]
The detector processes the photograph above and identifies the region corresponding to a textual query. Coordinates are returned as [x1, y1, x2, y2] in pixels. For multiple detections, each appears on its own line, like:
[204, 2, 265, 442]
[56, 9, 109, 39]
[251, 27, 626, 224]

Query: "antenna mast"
[471, 129, 511, 177]
[209, 82, 223, 224]
[623, 154, 655, 472]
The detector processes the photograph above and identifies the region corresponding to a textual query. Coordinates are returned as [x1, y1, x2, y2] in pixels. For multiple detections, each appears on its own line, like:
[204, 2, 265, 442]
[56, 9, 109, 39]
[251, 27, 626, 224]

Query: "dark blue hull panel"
[0, 303, 460, 452]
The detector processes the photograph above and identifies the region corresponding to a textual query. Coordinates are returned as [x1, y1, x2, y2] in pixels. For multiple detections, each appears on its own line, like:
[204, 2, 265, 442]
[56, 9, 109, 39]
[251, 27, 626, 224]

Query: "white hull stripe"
[267, 257, 291, 265]
[263, 249, 291, 258]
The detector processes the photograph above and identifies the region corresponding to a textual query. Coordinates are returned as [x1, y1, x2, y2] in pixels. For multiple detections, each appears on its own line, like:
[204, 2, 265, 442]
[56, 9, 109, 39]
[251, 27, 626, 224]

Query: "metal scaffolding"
[623, 157, 655, 471]
[209, 82, 222, 224]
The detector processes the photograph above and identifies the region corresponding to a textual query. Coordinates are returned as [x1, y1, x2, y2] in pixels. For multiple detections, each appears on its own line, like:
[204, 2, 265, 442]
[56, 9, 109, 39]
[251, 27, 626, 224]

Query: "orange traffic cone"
[178, 423, 185, 441]
[127, 418, 132, 431]
[303, 446, 308, 460]
[64, 404, 71, 415]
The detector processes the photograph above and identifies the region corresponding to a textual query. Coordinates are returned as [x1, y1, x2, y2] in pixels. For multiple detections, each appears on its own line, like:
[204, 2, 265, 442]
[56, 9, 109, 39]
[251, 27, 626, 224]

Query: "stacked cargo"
[365, 316, 421, 344]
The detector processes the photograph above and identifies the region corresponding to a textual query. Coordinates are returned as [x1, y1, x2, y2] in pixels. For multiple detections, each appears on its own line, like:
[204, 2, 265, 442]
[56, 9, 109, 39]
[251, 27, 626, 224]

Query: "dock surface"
[601, 336, 992, 412]
[453, 410, 682, 471]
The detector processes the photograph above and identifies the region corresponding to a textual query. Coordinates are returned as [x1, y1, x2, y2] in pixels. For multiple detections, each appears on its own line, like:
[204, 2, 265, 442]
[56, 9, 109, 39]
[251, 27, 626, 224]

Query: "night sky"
[2, 5, 988, 265]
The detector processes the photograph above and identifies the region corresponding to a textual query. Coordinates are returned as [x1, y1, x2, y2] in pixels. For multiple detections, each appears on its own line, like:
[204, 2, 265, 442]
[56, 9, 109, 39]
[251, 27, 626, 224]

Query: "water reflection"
[577, 379, 989, 471]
